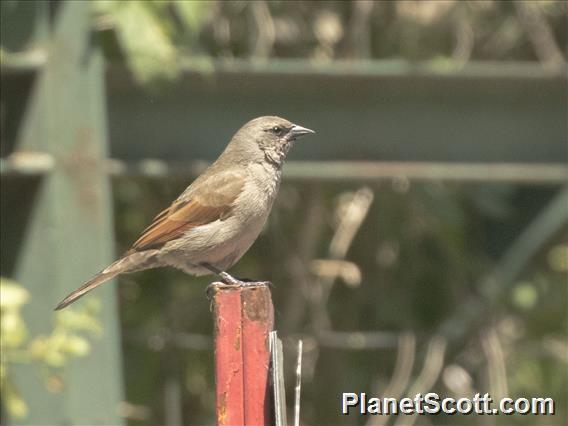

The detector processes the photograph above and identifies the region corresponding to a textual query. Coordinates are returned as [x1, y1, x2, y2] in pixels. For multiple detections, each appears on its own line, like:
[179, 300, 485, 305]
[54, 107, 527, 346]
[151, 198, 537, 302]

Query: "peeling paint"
[243, 285, 272, 322]
[234, 324, 241, 351]
[218, 392, 227, 424]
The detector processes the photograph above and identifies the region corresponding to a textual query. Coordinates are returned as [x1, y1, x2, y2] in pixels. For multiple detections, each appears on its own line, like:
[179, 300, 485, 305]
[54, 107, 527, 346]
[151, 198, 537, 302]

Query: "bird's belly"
[160, 212, 268, 275]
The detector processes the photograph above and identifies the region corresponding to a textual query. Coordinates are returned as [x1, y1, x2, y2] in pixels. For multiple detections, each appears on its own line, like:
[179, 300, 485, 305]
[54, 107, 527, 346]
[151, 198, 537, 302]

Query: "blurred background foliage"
[1, 1, 567, 425]
[92, 0, 567, 83]
[99, 1, 567, 425]
[0, 278, 102, 420]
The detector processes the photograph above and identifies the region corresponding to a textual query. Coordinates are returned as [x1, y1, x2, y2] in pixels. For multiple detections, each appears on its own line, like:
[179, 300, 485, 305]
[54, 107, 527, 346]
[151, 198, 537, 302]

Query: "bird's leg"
[200, 263, 240, 285]
[201, 263, 268, 288]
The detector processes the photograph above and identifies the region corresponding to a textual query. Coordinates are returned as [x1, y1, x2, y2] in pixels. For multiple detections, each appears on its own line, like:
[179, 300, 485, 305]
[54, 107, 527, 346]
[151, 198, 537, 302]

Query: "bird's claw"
[219, 272, 270, 288]
[205, 278, 271, 297]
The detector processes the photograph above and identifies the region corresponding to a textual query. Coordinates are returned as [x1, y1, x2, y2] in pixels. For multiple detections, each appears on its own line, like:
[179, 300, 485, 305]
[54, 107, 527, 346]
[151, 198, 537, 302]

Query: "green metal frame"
[1, 2, 123, 425]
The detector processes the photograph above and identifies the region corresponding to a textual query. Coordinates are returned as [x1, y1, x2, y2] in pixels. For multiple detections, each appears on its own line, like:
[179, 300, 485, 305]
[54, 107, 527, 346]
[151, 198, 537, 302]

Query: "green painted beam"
[106, 60, 566, 164]
[1, 1, 124, 425]
[4, 155, 567, 184]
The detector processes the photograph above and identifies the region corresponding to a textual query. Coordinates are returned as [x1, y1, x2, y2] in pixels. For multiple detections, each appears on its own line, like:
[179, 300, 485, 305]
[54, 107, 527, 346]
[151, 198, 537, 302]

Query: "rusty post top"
[209, 282, 273, 323]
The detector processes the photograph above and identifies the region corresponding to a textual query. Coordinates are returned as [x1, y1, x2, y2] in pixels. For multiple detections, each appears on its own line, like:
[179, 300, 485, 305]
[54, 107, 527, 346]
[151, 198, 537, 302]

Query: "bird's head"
[229, 116, 315, 167]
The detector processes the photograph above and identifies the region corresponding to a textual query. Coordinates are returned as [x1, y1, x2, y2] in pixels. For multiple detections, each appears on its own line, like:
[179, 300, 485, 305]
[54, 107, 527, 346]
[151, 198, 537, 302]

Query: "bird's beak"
[289, 124, 315, 140]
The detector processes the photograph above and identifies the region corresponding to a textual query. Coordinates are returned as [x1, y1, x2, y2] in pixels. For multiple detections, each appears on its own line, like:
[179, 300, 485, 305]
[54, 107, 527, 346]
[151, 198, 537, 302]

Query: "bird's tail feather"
[54, 251, 158, 311]
[54, 270, 119, 311]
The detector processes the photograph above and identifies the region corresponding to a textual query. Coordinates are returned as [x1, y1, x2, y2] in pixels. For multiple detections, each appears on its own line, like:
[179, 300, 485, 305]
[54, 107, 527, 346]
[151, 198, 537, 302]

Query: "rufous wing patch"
[128, 171, 245, 252]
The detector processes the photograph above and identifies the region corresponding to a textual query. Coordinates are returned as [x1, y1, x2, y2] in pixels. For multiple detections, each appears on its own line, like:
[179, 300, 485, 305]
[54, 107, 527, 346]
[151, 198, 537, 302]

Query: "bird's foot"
[219, 271, 244, 286]
[219, 271, 269, 287]
[201, 263, 271, 299]
[205, 272, 270, 297]
[219, 272, 269, 288]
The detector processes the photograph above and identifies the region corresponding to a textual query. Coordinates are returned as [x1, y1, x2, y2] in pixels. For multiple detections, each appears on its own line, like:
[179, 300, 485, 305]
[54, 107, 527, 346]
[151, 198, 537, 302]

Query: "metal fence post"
[211, 283, 274, 426]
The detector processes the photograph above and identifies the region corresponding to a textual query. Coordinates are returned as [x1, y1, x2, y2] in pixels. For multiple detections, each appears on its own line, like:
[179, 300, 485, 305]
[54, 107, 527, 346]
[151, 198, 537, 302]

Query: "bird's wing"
[129, 170, 245, 252]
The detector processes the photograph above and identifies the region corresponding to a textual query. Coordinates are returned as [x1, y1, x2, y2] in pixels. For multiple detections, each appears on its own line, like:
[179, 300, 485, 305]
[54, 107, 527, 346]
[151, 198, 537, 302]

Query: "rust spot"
[242, 285, 273, 323]
[218, 392, 227, 424]
[234, 324, 241, 351]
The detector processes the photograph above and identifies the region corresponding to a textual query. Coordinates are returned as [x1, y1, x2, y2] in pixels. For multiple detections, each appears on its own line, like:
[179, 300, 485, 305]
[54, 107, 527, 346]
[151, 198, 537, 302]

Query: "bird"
[55, 116, 314, 310]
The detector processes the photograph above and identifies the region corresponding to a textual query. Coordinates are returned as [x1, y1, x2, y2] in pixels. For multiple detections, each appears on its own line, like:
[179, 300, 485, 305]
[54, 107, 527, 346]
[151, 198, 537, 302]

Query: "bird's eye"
[271, 126, 284, 135]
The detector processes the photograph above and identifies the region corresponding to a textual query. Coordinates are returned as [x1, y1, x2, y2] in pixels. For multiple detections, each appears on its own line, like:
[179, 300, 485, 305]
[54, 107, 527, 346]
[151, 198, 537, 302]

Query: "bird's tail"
[54, 250, 158, 311]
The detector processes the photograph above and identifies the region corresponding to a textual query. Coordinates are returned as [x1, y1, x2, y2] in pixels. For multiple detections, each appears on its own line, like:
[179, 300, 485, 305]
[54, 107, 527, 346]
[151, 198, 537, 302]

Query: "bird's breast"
[236, 163, 281, 221]
[163, 164, 280, 261]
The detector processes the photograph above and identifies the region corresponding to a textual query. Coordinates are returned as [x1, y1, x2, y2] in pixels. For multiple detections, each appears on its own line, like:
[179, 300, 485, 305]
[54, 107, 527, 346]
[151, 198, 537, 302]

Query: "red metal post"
[213, 287, 245, 426]
[212, 283, 274, 426]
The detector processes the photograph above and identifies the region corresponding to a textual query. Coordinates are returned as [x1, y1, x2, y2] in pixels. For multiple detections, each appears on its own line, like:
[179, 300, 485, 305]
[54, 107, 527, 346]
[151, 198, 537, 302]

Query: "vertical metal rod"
[294, 340, 303, 426]
[270, 331, 287, 426]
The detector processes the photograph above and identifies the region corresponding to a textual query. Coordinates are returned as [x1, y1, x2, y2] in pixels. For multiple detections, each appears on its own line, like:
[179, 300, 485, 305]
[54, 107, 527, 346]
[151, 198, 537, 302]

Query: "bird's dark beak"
[289, 124, 315, 140]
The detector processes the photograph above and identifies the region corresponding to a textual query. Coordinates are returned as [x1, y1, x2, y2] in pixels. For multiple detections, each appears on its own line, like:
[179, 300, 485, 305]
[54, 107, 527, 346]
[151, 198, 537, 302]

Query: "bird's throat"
[264, 141, 292, 169]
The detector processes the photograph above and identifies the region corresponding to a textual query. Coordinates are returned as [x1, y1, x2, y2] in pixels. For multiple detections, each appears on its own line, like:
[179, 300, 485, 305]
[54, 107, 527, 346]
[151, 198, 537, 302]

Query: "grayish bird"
[55, 116, 314, 310]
